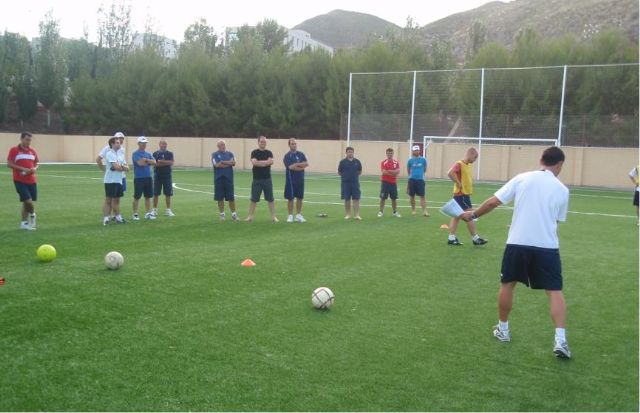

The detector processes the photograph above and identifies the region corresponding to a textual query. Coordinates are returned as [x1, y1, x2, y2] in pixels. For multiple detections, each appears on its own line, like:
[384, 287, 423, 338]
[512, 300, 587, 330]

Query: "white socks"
[555, 328, 566, 342]
[499, 320, 509, 331]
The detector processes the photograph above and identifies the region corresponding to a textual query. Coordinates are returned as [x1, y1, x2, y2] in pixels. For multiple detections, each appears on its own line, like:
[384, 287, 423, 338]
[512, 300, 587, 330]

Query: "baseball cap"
[412, 145, 421, 151]
[113, 132, 125, 138]
[137, 136, 148, 143]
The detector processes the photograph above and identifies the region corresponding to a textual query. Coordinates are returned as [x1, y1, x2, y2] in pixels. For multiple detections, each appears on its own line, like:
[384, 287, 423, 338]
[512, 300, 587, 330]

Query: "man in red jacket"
[7, 132, 39, 230]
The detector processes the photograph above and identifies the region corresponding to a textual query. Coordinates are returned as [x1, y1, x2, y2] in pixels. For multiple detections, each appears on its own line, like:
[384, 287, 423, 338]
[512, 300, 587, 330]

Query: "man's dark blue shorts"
[501, 244, 563, 290]
[14, 181, 37, 202]
[215, 178, 235, 201]
[341, 181, 361, 200]
[454, 194, 472, 210]
[408, 179, 425, 197]
[154, 175, 173, 196]
[380, 181, 398, 200]
[284, 180, 304, 200]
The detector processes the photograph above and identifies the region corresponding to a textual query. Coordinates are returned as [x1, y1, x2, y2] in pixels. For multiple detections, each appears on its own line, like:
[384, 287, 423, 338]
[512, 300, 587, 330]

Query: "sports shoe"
[447, 238, 463, 246]
[553, 340, 571, 359]
[473, 237, 488, 245]
[493, 326, 511, 342]
[231, 212, 238, 221]
[132, 213, 140, 221]
[20, 221, 34, 231]
[295, 214, 306, 223]
[145, 212, 156, 220]
[423, 211, 430, 217]
[151, 208, 157, 216]
[272, 216, 279, 223]
[165, 209, 175, 217]
[220, 212, 226, 221]
[103, 217, 110, 226]
[392, 211, 402, 218]
[344, 215, 351, 220]
[377, 211, 383, 218]
[287, 215, 294, 223]
[354, 215, 362, 221]
[115, 217, 127, 224]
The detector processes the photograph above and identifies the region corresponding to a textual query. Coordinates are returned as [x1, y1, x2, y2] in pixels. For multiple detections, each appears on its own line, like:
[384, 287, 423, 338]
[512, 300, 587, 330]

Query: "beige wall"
[1, 132, 637, 188]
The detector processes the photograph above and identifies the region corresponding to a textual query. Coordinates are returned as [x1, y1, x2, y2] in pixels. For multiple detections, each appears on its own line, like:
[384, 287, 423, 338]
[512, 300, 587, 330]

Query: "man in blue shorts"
[461, 146, 572, 359]
[152, 139, 175, 217]
[131, 136, 156, 221]
[212, 139, 238, 221]
[283, 138, 309, 223]
[338, 146, 362, 220]
[245, 136, 278, 222]
[378, 148, 401, 218]
[407, 144, 429, 217]
[7, 132, 39, 230]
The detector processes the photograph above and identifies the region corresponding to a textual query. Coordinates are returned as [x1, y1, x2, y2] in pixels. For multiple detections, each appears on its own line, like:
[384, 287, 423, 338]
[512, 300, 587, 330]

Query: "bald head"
[217, 139, 226, 151]
[465, 147, 478, 163]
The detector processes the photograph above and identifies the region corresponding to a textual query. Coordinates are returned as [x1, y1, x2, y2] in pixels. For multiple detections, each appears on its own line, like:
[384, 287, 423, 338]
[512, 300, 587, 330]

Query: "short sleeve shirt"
[212, 150, 235, 181]
[104, 150, 126, 184]
[381, 158, 400, 184]
[630, 166, 639, 190]
[153, 150, 174, 177]
[407, 157, 427, 181]
[339, 158, 362, 183]
[251, 149, 273, 180]
[132, 150, 154, 178]
[283, 151, 307, 184]
[7, 145, 39, 184]
[495, 169, 569, 249]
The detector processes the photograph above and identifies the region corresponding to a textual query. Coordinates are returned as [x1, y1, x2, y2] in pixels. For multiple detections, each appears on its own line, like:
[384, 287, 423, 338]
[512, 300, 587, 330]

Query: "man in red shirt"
[378, 147, 401, 218]
[6, 132, 39, 230]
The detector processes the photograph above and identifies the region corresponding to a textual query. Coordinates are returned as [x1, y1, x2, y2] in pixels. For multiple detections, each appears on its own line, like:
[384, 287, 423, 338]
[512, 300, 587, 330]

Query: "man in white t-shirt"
[461, 146, 572, 359]
[103, 136, 129, 225]
[97, 132, 126, 220]
[629, 165, 639, 224]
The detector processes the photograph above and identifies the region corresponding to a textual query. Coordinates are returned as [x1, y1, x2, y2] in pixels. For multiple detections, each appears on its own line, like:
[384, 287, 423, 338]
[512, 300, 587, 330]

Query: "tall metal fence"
[347, 63, 639, 148]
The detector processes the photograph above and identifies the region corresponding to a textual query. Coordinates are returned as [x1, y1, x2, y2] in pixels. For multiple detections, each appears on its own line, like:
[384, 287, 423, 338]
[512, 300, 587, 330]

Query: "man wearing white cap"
[131, 136, 156, 220]
[407, 144, 429, 217]
[97, 132, 127, 221]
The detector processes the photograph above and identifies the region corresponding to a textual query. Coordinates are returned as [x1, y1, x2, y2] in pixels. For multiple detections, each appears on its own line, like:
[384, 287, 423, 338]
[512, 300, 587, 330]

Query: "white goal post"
[421, 136, 559, 180]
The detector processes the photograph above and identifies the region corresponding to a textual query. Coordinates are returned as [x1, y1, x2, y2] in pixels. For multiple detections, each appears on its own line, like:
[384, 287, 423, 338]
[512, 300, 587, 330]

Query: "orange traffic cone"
[241, 259, 256, 267]
[439, 224, 449, 229]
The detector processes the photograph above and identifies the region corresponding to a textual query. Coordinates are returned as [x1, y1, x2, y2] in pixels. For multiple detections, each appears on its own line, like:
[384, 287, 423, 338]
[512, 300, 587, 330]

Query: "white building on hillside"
[285, 29, 333, 55]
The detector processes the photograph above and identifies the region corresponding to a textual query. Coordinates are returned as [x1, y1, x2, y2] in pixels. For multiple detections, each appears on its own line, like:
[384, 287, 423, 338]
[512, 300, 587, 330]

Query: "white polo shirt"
[495, 169, 569, 249]
[99, 144, 126, 177]
[103, 149, 127, 184]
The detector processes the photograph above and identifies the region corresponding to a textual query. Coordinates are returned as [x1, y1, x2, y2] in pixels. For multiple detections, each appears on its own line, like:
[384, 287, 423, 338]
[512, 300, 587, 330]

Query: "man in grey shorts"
[245, 136, 278, 222]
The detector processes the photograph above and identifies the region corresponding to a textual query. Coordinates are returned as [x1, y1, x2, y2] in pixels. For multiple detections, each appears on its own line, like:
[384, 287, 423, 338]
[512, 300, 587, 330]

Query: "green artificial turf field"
[0, 164, 638, 411]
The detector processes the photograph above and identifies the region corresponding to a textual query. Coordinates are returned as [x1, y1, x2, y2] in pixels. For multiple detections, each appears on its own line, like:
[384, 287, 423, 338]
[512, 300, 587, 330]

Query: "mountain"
[420, 0, 639, 60]
[293, 9, 400, 49]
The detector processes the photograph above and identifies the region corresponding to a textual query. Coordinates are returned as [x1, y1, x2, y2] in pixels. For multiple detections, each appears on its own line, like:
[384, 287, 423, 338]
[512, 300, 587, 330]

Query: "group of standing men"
[96, 132, 175, 225]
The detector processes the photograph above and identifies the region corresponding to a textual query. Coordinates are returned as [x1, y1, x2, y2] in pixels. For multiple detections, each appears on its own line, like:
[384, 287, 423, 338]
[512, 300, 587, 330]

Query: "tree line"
[0, 5, 637, 144]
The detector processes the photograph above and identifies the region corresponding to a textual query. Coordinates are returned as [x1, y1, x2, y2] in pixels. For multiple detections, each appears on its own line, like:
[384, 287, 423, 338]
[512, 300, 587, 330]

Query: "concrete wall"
[0, 133, 637, 188]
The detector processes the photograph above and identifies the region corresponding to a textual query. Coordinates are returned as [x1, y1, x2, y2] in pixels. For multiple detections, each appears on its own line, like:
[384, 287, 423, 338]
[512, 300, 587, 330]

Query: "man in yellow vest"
[446, 147, 487, 246]
[629, 165, 639, 224]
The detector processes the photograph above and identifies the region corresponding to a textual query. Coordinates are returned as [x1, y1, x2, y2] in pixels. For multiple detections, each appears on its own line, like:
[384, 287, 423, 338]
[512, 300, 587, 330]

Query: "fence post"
[409, 71, 417, 155]
[347, 72, 353, 146]
[477, 68, 485, 180]
[557, 65, 568, 146]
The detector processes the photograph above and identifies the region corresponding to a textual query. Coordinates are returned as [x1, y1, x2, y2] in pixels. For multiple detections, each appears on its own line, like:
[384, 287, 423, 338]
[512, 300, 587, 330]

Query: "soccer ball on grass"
[312, 287, 335, 309]
[105, 251, 124, 270]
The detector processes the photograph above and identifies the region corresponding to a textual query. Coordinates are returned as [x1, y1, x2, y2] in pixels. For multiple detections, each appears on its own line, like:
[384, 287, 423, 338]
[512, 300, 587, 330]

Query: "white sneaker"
[377, 211, 383, 218]
[20, 221, 34, 231]
[392, 211, 402, 218]
[132, 213, 140, 221]
[103, 217, 110, 226]
[231, 212, 238, 221]
[344, 215, 351, 220]
[145, 212, 156, 220]
[354, 215, 362, 220]
[150, 209, 157, 217]
[295, 214, 306, 223]
[553, 339, 571, 359]
[493, 326, 511, 342]
[165, 209, 175, 217]
[220, 212, 226, 221]
[287, 215, 294, 223]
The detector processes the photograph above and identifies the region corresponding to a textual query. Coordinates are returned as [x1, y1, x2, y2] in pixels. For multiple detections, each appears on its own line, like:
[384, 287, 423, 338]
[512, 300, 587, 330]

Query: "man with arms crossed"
[407, 144, 429, 217]
[131, 136, 156, 220]
[378, 147, 401, 218]
[152, 139, 175, 217]
[97, 132, 126, 221]
[283, 138, 309, 223]
[461, 146, 571, 358]
[447, 147, 487, 246]
[212, 139, 238, 221]
[245, 136, 278, 222]
[338, 146, 362, 220]
[6, 132, 39, 230]
[103, 137, 129, 225]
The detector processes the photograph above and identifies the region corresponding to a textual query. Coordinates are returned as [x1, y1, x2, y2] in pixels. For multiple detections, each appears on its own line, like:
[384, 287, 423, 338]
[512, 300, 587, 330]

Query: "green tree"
[181, 18, 220, 57]
[35, 11, 67, 128]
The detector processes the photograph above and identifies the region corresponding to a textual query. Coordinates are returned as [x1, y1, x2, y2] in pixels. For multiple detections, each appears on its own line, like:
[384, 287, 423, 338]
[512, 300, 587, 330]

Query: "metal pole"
[347, 72, 353, 147]
[477, 68, 485, 180]
[557, 65, 567, 146]
[409, 71, 417, 156]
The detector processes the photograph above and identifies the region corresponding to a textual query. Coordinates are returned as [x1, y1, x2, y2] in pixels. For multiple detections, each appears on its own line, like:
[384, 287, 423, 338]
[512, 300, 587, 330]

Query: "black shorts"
[251, 178, 274, 203]
[133, 177, 153, 199]
[380, 181, 398, 200]
[154, 175, 173, 196]
[408, 179, 425, 197]
[341, 181, 361, 200]
[500, 244, 563, 290]
[284, 180, 304, 200]
[14, 181, 37, 202]
[633, 191, 639, 206]
[215, 178, 235, 201]
[454, 195, 473, 210]
[105, 183, 124, 198]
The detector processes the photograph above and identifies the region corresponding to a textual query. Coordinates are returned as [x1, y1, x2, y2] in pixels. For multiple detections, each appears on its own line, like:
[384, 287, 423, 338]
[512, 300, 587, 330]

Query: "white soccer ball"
[312, 287, 335, 309]
[105, 251, 124, 270]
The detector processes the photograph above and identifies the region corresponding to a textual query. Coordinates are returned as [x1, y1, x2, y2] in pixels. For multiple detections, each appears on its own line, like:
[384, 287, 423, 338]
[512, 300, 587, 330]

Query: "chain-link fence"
[347, 63, 639, 147]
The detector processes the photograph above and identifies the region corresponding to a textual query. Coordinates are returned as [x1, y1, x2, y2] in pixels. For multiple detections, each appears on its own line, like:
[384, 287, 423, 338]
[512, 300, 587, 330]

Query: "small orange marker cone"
[440, 224, 449, 229]
[241, 259, 256, 267]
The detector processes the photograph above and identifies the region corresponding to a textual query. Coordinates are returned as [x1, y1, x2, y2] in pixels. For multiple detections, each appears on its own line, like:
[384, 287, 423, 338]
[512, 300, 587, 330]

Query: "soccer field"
[0, 164, 638, 411]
